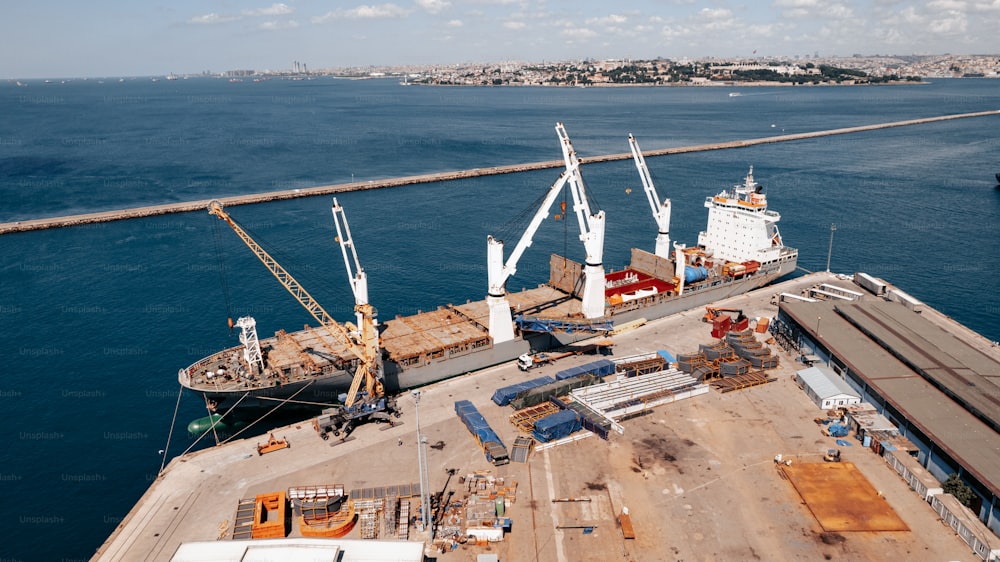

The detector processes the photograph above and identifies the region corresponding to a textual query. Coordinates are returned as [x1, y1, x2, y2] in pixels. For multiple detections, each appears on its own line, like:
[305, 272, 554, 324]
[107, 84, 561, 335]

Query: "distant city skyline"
[3, 0, 999, 79]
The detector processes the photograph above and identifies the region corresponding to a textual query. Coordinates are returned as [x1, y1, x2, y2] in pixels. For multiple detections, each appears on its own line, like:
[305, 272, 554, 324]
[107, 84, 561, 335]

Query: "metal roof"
[795, 366, 860, 400]
[171, 538, 424, 562]
[781, 299, 1000, 499]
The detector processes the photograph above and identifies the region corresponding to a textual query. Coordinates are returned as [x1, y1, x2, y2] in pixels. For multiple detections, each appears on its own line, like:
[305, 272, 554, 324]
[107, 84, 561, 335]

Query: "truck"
[516, 340, 613, 371]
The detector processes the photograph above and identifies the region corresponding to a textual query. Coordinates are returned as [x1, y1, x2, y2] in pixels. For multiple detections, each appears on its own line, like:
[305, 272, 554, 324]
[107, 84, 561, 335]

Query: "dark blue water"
[1, 77, 999, 560]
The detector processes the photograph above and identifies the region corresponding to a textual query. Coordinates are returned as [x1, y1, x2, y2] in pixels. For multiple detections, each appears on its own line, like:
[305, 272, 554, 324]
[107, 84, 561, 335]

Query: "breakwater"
[3, 109, 997, 235]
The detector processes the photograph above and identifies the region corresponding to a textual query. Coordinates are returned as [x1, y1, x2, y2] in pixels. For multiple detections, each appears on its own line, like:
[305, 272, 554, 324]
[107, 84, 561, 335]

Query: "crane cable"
[157, 384, 185, 476]
[211, 217, 235, 331]
[220, 380, 315, 445]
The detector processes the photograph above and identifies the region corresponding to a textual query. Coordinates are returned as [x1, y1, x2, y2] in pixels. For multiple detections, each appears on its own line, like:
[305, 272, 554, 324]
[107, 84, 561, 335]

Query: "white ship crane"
[486, 169, 574, 343]
[555, 122, 606, 319]
[207, 200, 382, 411]
[627, 134, 671, 259]
[332, 197, 373, 332]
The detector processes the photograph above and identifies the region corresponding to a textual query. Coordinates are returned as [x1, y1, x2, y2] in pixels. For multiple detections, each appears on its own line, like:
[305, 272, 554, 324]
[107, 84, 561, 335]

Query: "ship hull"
[191, 260, 795, 412]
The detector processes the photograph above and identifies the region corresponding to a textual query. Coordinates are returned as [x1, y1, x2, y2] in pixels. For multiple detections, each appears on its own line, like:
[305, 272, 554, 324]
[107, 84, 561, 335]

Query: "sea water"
[1, 76, 998, 560]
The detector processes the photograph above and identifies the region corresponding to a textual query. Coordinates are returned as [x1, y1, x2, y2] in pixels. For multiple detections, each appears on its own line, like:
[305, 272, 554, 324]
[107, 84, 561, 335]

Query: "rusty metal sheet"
[781, 462, 908, 532]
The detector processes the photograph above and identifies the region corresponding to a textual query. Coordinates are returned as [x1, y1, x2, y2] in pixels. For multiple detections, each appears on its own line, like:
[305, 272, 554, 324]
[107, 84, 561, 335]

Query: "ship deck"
[380, 285, 582, 365]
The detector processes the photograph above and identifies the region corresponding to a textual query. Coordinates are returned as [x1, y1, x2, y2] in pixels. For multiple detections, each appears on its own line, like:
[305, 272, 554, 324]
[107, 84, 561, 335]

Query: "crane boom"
[332, 197, 371, 332]
[488, 170, 572, 294]
[207, 201, 380, 408]
[554, 122, 606, 319]
[628, 134, 671, 258]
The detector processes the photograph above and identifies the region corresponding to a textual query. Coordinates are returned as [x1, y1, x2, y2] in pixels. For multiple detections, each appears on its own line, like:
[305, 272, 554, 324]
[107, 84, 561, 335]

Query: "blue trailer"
[455, 400, 510, 465]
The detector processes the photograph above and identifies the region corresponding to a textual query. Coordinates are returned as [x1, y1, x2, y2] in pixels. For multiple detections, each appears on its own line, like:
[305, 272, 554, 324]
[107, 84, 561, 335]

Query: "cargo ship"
[179, 125, 798, 413]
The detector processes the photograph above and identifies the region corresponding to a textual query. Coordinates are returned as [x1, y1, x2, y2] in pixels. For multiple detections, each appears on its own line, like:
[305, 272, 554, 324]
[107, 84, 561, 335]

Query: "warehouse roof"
[781, 299, 1000, 499]
[796, 366, 860, 400]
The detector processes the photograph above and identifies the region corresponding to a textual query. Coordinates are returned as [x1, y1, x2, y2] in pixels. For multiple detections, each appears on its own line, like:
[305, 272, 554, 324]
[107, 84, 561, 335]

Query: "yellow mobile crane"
[208, 200, 397, 436]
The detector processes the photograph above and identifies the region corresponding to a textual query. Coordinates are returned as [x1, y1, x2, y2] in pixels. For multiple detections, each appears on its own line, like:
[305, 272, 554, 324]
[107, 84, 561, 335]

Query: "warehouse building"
[772, 285, 1000, 538]
[795, 366, 861, 410]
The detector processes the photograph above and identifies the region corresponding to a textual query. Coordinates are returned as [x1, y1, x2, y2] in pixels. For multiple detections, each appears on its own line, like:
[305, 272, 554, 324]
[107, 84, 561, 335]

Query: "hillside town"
[326, 54, 1000, 86]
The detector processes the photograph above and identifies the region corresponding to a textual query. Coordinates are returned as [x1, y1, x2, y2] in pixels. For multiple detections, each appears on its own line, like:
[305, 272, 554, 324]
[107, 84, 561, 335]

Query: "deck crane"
[332, 197, 372, 332]
[555, 122, 606, 319]
[486, 168, 574, 343]
[207, 200, 394, 434]
[627, 134, 671, 259]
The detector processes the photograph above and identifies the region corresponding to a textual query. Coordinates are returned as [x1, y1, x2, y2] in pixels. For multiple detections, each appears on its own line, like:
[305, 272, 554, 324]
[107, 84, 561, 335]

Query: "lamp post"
[412, 390, 431, 533]
[826, 223, 837, 273]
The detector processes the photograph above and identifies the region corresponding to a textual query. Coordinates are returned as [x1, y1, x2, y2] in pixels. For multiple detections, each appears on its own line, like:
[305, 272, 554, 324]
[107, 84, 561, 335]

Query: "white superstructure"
[697, 166, 795, 267]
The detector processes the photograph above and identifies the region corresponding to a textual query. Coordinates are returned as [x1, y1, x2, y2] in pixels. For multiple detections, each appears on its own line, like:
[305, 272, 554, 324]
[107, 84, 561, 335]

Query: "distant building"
[795, 365, 861, 410]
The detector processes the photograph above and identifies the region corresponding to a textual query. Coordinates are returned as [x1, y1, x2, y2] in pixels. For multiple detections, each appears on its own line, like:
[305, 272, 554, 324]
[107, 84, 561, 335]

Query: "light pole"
[412, 390, 431, 533]
[826, 223, 837, 273]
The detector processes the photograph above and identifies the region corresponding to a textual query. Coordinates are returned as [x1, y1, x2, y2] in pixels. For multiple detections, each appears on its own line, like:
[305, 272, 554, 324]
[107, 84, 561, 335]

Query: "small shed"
[795, 366, 861, 410]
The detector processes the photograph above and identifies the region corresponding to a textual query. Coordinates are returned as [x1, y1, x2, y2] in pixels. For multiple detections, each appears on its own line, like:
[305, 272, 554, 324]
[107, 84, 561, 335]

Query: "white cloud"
[188, 13, 240, 25]
[416, 0, 451, 14]
[259, 19, 300, 30]
[562, 27, 598, 39]
[242, 3, 294, 17]
[585, 14, 627, 26]
[772, 0, 819, 8]
[503, 21, 526, 29]
[312, 4, 412, 23]
[447, 19, 463, 27]
[928, 12, 967, 33]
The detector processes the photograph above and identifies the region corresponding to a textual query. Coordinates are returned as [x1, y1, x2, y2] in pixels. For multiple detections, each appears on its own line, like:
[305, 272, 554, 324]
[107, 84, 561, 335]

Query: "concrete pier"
[3, 109, 997, 235]
[92, 271, 990, 561]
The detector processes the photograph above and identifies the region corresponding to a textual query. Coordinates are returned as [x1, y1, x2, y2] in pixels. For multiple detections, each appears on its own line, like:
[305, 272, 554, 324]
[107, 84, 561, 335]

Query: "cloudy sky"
[3, 0, 998, 78]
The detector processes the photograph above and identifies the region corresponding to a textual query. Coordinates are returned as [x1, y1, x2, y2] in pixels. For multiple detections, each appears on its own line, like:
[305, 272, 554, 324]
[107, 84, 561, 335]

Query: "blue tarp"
[835, 439, 852, 447]
[656, 350, 676, 363]
[828, 424, 849, 437]
[555, 359, 615, 381]
[454, 400, 507, 461]
[492, 376, 555, 405]
[532, 410, 582, 442]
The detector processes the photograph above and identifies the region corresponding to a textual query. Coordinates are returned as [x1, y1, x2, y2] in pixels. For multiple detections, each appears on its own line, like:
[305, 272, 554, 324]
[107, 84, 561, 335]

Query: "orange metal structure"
[299, 500, 357, 538]
[250, 491, 288, 539]
[256, 433, 290, 455]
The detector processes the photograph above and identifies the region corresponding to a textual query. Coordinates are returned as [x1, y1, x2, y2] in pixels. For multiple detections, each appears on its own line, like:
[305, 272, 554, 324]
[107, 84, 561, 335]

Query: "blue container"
[684, 265, 708, 283]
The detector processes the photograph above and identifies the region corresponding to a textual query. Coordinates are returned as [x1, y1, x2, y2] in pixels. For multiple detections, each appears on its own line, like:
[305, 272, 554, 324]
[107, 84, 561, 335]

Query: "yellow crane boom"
[208, 200, 381, 408]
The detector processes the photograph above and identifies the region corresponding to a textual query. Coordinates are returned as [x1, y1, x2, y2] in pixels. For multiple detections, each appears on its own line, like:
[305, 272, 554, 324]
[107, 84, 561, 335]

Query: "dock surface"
[94, 271, 989, 561]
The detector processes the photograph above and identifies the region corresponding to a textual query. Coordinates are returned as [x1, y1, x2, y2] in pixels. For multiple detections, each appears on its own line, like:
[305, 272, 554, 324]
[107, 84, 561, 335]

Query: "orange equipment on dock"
[256, 433, 290, 455]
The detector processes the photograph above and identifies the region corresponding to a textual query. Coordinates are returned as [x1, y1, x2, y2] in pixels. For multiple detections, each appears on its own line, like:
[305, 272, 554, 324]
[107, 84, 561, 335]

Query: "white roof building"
[170, 538, 425, 562]
[795, 366, 861, 410]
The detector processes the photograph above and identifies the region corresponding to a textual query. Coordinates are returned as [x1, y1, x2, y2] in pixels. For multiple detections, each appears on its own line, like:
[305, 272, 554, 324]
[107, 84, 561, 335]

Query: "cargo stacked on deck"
[531, 410, 582, 442]
[492, 376, 555, 406]
[455, 400, 510, 466]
